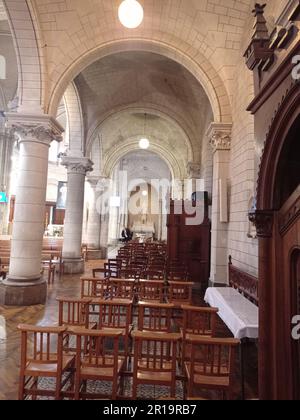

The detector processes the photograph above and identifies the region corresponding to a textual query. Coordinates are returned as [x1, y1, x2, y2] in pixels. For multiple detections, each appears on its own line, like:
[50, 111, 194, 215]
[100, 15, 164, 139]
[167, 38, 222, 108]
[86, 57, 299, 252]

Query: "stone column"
[207, 123, 232, 286]
[97, 177, 111, 259]
[62, 157, 93, 274]
[0, 114, 63, 306]
[86, 177, 102, 259]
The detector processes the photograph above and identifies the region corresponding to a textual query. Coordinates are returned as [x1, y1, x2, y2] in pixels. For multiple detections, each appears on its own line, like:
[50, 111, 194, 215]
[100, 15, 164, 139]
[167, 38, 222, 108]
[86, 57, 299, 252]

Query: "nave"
[0, 253, 258, 401]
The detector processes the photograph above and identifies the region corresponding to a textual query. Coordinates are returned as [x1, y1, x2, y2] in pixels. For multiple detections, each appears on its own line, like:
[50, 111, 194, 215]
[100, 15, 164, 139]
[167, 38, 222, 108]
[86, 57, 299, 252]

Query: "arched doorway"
[251, 83, 300, 400]
[291, 249, 300, 400]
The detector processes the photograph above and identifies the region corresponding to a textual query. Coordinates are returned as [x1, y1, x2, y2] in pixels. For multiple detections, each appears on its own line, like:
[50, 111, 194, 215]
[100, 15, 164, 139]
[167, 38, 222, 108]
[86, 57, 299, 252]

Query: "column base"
[100, 247, 108, 259]
[86, 249, 102, 260]
[63, 258, 85, 274]
[0, 278, 47, 306]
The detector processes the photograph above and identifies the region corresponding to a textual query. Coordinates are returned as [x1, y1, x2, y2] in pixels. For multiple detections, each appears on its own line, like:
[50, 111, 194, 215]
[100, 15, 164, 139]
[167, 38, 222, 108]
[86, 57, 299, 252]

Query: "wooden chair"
[137, 280, 165, 303]
[81, 277, 110, 300]
[93, 299, 133, 365]
[70, 328, 126, 400]
[184, 336, 240, 400]
[180, 305, 219, 366]
[107, 259, 122, 278]
[18, 324, 75, 400]
[57, 297, 97, 353]
[110, 279, 136, 301]
[41, 253, 56, 285]
[166, 281, 194, 306]
[132, 331, 181, 399]
[137, 301, 176, 333]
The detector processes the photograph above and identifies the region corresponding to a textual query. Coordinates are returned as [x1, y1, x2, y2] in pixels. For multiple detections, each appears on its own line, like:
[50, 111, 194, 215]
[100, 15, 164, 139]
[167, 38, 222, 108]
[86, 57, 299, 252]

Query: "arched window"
[0, 55, 6, 80]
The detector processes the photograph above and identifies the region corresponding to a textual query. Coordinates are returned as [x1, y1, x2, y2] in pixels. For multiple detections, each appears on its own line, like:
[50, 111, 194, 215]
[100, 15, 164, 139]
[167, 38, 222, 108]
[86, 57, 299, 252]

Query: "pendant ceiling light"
[118, 0, 144, 29]
[139, 113, 150, 149]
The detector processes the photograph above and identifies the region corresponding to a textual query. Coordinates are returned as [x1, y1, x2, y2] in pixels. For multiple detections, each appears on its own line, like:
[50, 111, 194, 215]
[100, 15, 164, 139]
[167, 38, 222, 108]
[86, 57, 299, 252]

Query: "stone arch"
[47, 39, 232, 124]
[86, 105, 194, 163]
[102, 139, 182, 181]
[63, 82, 84, 156]
[4, 0, 44, 113]
[0, 55, 6, 80]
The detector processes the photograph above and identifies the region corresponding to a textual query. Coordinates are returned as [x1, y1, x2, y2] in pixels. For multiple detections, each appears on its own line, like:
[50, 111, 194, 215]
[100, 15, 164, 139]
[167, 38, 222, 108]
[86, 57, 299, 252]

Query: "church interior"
[0, 0, 300, 401]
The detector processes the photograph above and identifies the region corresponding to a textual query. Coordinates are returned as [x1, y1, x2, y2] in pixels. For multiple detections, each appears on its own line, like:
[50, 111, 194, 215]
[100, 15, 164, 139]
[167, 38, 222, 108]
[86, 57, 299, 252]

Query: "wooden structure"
[245, 2, 300, 400]
[167, 193, 211, 290]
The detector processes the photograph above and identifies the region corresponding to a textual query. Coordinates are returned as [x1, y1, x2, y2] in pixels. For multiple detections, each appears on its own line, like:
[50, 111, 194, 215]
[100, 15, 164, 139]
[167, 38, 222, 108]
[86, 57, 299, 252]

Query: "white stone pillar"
[86, 177, 101, 250]
[207, 123, 232, 286]
[62, 157, 93, 274]
[0, 114, 63, 306]
[96, 177, 111, 259]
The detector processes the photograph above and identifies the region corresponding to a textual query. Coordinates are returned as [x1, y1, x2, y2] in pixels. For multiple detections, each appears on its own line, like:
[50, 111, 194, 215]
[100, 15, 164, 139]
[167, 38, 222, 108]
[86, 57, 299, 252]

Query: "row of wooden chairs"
[18, 322, 239, 400]
[81, 277, 194, 306]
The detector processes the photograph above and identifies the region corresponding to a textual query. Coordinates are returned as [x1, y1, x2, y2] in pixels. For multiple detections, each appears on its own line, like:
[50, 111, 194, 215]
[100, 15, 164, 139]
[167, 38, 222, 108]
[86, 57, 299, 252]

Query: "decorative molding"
[244, 4, 274, 75]
[229, 256, 259, 306]
[4, 113, 64, 146]
[187, 162, 201, 179]
[248, 209, 274, 238]
[62, 156, 93, 175]
[206, 122, 232, 153]
[279, 187, 300, 235]
[87, 177, 100, 189]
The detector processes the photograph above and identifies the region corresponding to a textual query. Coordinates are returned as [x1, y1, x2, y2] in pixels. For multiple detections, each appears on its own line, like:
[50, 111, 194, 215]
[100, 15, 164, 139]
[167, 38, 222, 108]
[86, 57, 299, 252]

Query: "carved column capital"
[87, 176, 100, 189]
[5, 113, 64, 146]
[206, 123, 232, 153]
[62, 157, 93, 175]
[248, 209, 274, 238]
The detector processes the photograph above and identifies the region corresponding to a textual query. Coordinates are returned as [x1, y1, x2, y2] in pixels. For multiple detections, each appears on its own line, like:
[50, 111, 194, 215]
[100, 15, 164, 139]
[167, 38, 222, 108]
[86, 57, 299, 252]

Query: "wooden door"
[279, 189, 300, 400]
[291, 249, 300, 399]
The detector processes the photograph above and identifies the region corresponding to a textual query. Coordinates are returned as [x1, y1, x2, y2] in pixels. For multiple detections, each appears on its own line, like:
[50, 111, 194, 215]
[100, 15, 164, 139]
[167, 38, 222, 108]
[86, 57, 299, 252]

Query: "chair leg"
[55, 376, 62, 400]
[32, 378, 39, 400]
[18, 373, 26, 400]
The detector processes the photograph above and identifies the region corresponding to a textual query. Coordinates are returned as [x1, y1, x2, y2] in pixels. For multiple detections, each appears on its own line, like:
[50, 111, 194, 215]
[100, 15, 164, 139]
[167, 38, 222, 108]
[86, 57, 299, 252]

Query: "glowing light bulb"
[139, 138, 150, 149]
[118, 0, 144, 29]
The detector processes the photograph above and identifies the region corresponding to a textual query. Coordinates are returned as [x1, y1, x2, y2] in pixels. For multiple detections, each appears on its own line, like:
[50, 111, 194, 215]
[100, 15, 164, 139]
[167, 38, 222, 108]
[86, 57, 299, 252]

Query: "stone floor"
[0, 260, 258, 400]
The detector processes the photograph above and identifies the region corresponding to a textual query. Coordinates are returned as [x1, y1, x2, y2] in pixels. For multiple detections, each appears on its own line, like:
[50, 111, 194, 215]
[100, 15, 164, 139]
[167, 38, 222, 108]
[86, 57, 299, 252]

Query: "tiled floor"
[0, 260, 258, 400]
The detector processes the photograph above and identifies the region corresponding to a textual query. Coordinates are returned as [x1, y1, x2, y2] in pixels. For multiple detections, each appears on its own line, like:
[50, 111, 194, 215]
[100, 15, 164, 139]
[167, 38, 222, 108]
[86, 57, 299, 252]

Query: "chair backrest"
[137, 280, 165, 303]
[143, 270, 164, 281]
[95, 299, 132, 331]
[132, 331, 180, 375]
[57, 297, 91, 328]
[110, 279, 136, 300]
[70, 328, 122, 370]
[18, 324, 66, 367]
[105, 260, 122, 278]
[81, 277, 110, 299]
[187, 336, 240, 382]
[167, 281, 194, 305]
[181, 305, 218, 337]
[93, 268, 111, 279]
[138, 302, 175, 333]
[119, 269, 140, 280]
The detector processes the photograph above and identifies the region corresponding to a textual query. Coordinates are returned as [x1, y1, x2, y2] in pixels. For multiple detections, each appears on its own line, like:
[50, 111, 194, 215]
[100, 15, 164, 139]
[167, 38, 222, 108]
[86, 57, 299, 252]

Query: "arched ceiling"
[116, 150, 172, 185]
[76, 50, 213, 161]
[89, 109, 191, 180]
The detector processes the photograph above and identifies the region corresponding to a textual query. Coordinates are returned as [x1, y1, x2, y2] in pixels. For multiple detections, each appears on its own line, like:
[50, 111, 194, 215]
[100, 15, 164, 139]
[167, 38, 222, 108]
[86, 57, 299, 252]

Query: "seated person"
[121, 227, 133, 243]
